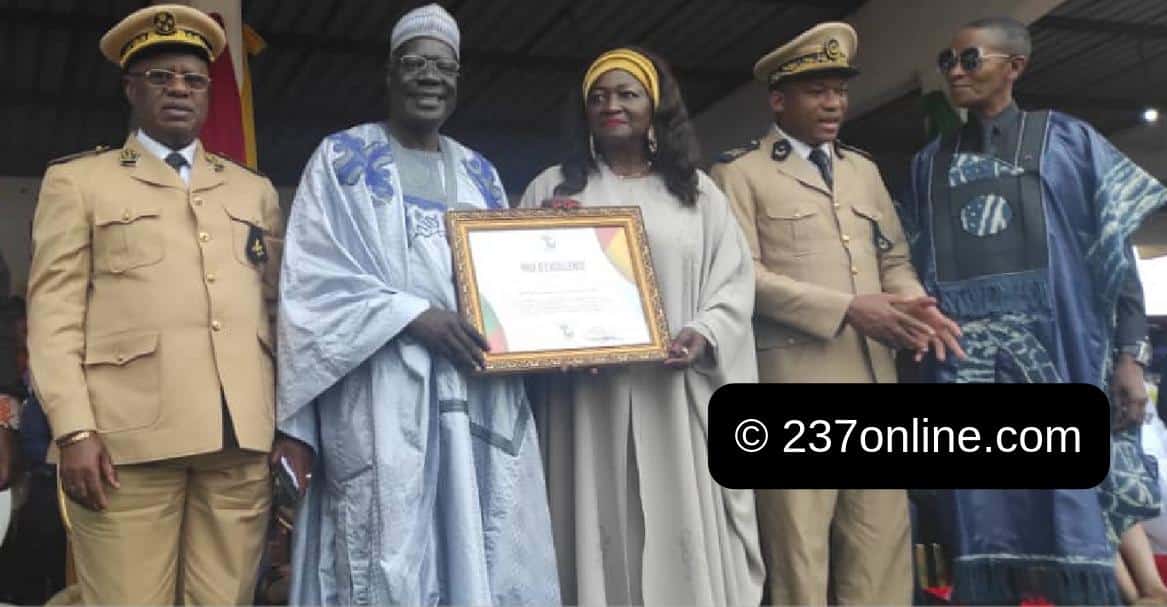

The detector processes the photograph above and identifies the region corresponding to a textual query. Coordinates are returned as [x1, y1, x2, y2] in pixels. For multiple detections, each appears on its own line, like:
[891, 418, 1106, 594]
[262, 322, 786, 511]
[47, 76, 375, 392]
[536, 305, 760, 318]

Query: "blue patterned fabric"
[960, 194, 1013, 237]
[328, 131, 395, 202]
[278, 123, 559, 606]
[902, 112, 1167, 604]
[461, 150, 506, 209]
[949, 153, 1024, 185]
[1101, 427, 1162, 545]
[951, 313, 1060, 383]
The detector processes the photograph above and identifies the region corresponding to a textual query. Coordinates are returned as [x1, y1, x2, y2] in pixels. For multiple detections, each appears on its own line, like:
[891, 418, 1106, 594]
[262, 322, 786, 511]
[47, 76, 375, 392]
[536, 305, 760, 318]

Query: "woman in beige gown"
[519, 47, 764, 606]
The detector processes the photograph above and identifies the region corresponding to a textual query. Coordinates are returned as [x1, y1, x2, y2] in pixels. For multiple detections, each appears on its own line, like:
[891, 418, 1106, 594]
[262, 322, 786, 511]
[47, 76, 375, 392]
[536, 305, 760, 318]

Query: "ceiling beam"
[254, 31, 745, 84]
[1015, 91, 1167, 113]
[0, 7, 122, 32]
[1032, 15, 1167, 40]
[0, 90, 124, 113]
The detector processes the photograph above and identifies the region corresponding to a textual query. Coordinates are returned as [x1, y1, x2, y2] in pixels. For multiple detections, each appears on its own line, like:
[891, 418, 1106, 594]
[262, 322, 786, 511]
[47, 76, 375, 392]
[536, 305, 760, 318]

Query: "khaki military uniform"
[26, 133, 283, 605]
[711, 129, 920, 605]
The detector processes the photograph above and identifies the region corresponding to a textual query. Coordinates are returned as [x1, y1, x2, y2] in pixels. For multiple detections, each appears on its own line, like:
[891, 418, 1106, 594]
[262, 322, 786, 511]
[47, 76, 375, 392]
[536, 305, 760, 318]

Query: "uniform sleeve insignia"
[47, 145, 114, 166]
[246, 224, 269, 264]
[119, 148, 139, 166]
[835, 140, 872, 161]
[208, 152, 265, 177]
[715, 139, 760, 164]
[771, 139, 792, 161]
[204, 152, 225, 172]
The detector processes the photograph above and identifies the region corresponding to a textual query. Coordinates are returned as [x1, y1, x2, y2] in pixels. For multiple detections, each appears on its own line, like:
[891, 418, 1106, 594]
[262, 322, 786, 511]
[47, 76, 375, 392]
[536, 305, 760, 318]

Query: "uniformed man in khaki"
[710, 22, 963, 606]
[26, 5, 282, 604]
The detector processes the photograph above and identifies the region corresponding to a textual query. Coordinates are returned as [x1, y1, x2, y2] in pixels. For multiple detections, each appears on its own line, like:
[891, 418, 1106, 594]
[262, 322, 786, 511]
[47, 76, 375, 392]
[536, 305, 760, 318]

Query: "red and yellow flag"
[200, 12, 264, 169]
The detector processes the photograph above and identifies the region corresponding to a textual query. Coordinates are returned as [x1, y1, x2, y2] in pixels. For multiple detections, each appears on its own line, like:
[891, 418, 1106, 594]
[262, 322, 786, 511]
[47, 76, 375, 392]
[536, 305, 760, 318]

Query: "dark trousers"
[0, 465, 67, 605]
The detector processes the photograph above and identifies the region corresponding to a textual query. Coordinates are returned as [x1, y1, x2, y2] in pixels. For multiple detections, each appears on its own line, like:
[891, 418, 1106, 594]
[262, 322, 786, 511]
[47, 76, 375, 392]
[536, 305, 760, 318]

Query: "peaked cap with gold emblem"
[99, 4, 226, 68]
[753, 22, 859, 87]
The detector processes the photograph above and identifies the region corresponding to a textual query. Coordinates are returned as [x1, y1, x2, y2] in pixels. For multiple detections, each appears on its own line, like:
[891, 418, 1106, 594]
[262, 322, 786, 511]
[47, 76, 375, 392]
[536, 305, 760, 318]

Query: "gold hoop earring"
[647, 125, 658, 157]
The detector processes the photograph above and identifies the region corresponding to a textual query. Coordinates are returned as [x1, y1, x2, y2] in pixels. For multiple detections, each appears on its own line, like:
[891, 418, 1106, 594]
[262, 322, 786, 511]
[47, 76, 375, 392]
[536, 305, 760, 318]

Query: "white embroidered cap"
[390, 4, 460, 59]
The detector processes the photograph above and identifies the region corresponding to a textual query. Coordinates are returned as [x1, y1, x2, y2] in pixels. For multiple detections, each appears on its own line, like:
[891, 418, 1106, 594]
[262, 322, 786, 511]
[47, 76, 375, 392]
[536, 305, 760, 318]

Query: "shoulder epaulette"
[206, 152, 265, 177]
[47, 145, 115, 167]
[715, 140, 760, 164]
[835, 141, 872, 161]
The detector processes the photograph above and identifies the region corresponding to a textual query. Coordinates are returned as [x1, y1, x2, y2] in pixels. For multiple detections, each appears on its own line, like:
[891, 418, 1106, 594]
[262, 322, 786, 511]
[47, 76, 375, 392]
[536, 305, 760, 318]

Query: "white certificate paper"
[467, 226, 652, 353]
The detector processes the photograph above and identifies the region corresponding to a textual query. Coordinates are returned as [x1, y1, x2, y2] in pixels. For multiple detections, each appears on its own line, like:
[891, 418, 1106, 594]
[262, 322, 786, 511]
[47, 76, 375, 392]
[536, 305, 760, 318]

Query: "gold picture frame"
[446, 207, 670, 373]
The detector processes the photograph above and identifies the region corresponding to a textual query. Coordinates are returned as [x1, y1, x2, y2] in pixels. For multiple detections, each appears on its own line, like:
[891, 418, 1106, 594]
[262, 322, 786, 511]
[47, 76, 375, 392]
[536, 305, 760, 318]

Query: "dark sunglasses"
[127, 68, 212, 91]
[937, 47, 1016, 73]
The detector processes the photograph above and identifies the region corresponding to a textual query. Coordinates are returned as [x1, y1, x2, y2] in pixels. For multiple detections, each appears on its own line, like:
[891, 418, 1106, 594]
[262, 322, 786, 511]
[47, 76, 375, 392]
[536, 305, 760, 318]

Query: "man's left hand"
[664, 328, 708, 370]
[1112, 353, 1148, 432]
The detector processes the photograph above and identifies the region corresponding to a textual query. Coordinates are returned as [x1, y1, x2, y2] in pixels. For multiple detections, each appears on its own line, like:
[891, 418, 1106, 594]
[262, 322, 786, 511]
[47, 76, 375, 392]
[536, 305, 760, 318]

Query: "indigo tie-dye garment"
[900, 111, 1167, 605]
[276, 122, 559, 606]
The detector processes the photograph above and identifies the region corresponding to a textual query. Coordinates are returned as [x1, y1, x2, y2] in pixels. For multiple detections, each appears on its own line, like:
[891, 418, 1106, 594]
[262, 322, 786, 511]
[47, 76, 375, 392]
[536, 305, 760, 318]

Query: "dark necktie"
[808, 148, 833, 190]
[164, 152, 187, 174]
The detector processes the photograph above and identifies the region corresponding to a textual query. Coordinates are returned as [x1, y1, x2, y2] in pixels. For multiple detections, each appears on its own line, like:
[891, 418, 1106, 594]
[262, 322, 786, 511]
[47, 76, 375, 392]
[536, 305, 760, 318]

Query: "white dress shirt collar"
[135, 129, 197, 185]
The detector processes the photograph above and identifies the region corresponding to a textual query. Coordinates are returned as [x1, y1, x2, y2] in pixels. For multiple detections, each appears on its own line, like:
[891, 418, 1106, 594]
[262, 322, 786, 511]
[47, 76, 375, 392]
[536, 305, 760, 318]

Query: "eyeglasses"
[396, 54, 460, 77]
[937, 47, 1017, 73]
[127, 68, 211, 91]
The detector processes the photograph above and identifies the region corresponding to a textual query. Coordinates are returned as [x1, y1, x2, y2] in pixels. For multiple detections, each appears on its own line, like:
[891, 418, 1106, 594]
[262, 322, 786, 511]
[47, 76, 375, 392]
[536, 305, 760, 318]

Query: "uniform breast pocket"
[760, 204, 822, 257]
[222, 201, 271, 270]
[91, 206, 164, 274]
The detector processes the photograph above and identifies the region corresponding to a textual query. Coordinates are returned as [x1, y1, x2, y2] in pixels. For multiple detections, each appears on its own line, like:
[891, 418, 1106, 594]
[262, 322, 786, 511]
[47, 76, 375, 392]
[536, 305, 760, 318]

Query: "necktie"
[164, 152, 187, 174]
[808, 148, 833, 190]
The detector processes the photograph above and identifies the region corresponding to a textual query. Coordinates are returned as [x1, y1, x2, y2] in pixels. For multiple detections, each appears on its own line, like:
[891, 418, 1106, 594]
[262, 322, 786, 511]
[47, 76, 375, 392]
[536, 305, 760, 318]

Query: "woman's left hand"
[664, 328, 708, 369]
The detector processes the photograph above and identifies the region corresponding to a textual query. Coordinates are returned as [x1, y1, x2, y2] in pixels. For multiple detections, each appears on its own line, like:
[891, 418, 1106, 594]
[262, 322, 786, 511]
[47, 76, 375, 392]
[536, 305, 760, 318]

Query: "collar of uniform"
[763, 125, 833, 196]
[122, 132, 185, 190]
[772, 123, 834, 163]
[135, 129, 197, 168]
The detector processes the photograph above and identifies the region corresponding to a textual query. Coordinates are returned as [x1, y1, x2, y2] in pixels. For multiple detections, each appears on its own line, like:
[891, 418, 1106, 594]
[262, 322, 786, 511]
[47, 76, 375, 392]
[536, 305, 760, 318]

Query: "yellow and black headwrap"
[582, 49, 661, 110]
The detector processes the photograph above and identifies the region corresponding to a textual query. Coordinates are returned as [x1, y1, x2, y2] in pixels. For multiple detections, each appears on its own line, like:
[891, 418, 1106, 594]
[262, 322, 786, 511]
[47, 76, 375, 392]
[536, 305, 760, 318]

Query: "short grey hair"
[964, 16, 1032, 57]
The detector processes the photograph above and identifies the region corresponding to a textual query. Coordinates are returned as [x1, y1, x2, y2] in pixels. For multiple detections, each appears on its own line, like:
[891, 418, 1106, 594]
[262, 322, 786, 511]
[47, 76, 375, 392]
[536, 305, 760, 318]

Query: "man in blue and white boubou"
[270, 5, 560, 605]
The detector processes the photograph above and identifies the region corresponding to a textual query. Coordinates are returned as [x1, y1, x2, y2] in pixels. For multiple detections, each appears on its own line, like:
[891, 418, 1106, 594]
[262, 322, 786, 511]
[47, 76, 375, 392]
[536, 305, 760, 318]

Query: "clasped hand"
[846, 293, 966, 362]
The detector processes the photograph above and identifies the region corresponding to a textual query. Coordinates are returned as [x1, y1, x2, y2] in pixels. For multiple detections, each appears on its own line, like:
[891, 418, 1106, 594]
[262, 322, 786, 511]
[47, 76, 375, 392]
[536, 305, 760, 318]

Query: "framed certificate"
[446, 207, 670, 373]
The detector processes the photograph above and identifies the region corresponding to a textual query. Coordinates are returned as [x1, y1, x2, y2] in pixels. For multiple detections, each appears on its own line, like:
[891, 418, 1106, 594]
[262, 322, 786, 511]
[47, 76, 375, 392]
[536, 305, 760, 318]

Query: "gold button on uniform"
[199, 232, 210, 243]
[206, 273, 216, 283]
[193, 197, 203, 206]
[833, 203, 841, 210]
[851, 266, 859, 275]
[842, 235, 851, 244]
[211, 320, 222, 331]
[115, 354, 125, 363]
[121, 209, 131, 221]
